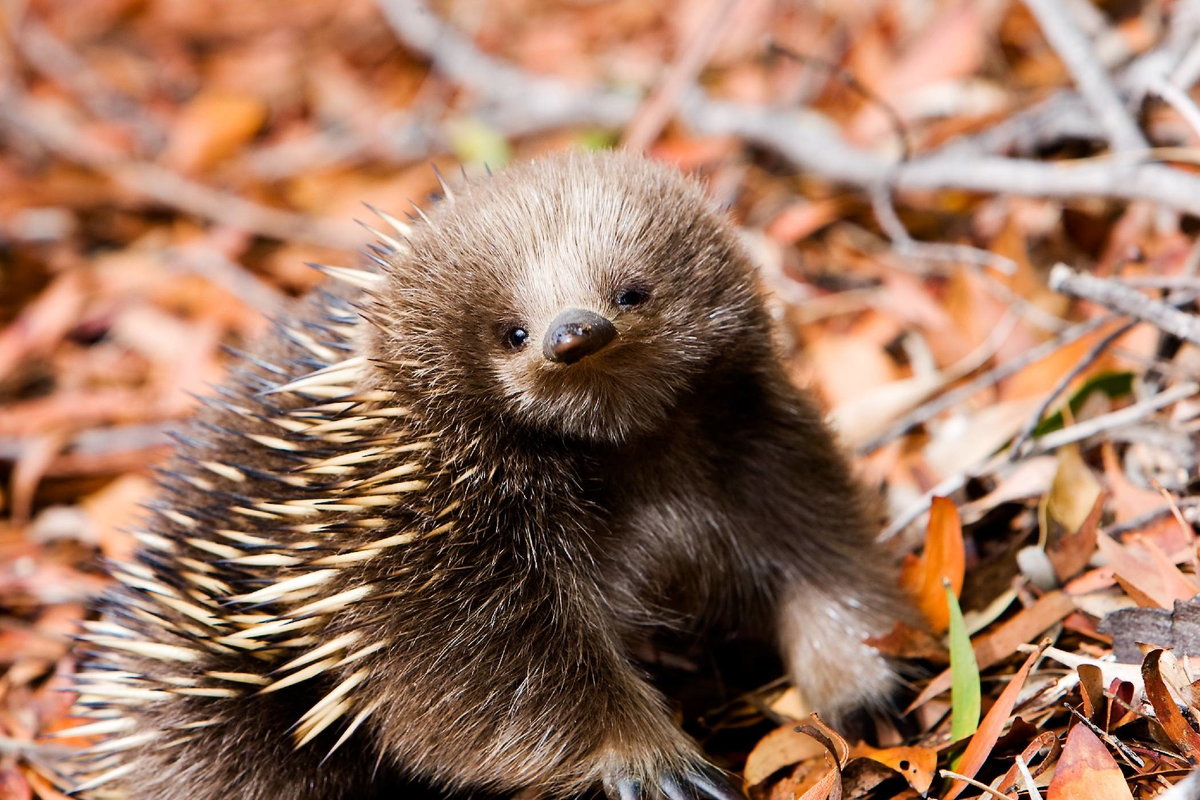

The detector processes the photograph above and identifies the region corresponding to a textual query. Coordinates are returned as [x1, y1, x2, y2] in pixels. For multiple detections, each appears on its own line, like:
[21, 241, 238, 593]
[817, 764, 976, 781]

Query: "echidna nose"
[543, 308, 618, 364]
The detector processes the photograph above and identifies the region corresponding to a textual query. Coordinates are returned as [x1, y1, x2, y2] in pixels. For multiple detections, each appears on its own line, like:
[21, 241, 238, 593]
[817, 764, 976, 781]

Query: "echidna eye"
[615, 288, 649, 308]
[503, 326, 529, 349]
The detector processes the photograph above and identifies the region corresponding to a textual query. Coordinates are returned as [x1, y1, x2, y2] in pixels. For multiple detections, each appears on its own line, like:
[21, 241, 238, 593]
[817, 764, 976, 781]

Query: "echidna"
[57, 151, 906, 800]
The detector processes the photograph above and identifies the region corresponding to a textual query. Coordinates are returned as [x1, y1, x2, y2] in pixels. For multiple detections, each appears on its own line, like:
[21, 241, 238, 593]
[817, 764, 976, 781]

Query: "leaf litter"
[3, 0, 1200, 797]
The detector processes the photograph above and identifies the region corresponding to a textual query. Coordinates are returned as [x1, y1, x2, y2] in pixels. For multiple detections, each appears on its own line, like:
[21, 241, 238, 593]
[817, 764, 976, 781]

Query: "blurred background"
[5, 0, 1200, 797]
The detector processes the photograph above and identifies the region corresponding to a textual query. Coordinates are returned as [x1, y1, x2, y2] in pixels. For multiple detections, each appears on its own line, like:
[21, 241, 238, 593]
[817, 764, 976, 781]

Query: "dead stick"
[1049, 264, 1200, 346]
[1009, 317, 1138, 458]
[859, 314, 1118, 455]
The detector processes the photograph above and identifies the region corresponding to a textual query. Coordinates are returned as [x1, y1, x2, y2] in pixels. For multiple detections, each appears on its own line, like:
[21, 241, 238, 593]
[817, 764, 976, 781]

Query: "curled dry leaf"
[901, 496, 964, 633]
[1142, 649, 1200, 763]
[796, 713, 850, 769]
[744, 725, 828, 788]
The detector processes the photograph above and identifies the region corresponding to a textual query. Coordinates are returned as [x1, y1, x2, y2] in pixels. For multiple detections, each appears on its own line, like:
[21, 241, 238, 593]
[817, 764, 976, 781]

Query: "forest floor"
[3, 0, 1200, 797]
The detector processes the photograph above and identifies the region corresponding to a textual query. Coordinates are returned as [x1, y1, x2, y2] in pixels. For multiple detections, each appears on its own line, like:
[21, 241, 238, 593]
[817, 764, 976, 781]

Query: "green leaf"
[1031, 370, 1134, 438]
[946, 580, 980, 742]
[449, 118, 510, 169]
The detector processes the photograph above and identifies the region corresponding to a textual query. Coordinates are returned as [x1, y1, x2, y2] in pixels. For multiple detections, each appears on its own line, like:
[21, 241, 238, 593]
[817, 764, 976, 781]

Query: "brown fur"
[70, 151, 907, 799]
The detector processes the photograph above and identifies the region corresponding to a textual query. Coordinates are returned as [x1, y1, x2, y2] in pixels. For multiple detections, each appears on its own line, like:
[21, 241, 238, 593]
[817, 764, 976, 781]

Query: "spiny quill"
[57, 209, 458, 796]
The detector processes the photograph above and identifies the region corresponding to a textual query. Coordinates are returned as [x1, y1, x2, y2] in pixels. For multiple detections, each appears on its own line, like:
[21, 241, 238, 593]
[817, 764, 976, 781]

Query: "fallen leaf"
[908, 591, 1075, 711]
[1097, 534, 1198, 609]
[744, 725, 828, 788]
[1046, 490, 1102, 583]
[901, 497, 965, 632]
[1099, 596, 1200, 663]
[851, 745, 937, 795]
[797, 765, 841, 800]
[944, 641, 1048, 800]
[796, 713, 850, 769]
[1142, 649, 1200, 762]
[1047, 444, 1102, 535]
[1047, 724, 1135, 800]
[166, 91, 267, 172]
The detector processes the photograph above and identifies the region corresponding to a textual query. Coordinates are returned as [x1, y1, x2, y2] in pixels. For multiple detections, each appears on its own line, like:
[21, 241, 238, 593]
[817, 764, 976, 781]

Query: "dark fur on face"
[66, 151, 909, 800]
[370, 154, 763, 443]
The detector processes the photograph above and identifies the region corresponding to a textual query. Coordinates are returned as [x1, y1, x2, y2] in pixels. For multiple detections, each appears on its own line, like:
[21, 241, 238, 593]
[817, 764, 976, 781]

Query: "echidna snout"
[542, 308, 617, 363]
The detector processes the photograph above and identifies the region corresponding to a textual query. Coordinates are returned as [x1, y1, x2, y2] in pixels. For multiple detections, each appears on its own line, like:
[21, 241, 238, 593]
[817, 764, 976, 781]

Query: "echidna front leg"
[341, 558, 744, 800]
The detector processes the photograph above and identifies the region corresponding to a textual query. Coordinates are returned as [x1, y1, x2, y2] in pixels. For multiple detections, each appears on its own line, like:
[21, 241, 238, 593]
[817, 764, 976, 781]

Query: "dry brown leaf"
[744, 725, 828, 788]
[796, 765, 841, 800]
[1142, 649, 1200, 762]
[1097, 534, 1198, 609]
[1047, 724, 1135, 800]
[1046, 490, 1102, 583]
[1047, 444, 1102, 535]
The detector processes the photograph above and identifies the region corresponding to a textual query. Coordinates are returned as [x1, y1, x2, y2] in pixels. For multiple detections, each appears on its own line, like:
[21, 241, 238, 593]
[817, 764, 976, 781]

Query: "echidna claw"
[611, 766, 744, 799]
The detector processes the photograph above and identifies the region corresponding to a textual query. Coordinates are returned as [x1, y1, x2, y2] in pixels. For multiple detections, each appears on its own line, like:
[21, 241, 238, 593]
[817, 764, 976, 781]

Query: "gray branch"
[374, 0, 1200, 217]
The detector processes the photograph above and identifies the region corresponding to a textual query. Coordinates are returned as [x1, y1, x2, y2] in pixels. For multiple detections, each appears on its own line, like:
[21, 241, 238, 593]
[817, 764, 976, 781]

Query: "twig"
[1021, 0, 1147, 152]
[373, 0, 1200, 217]
[1015, 755, 1044, 800]
[937, 770, 1014, 800]
[1149, 75, 1200, 141]
[1103, 498, 1200, 538]
[859, 314, 1118, 455]
[621, 0, 737, 153]
[1049, 264, 1200, 346]
[1063, 704, 1146, 768]
[0, 90, 360, 249]
[1031, 381, 1199, 453]
[870, 184, 1017, 274]
[1009, 317, 1138, 458]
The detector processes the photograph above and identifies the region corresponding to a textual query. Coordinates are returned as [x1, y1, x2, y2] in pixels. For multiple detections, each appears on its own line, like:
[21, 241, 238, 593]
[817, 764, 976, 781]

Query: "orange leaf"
[1046, 725, 1134, 800]
[901, 496, 965, 632]
[944, 641, 1047, 800]
[852, 745, 937, 796]
[166, 92, 267, 173]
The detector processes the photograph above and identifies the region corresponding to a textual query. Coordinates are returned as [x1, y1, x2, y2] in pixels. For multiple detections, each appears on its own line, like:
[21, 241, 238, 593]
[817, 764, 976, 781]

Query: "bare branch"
[0, 91, 361, 249]
[1049, 264, 1200, 347]
[622, 0, 738, 153]
[858, 314, 1119, 455]
[373, 0, 1200, 218]
[1021, 0, 1147, 151]
[1009, 318, 1138, 458]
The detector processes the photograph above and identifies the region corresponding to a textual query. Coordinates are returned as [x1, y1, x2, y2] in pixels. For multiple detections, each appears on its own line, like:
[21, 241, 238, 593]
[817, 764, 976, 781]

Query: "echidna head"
[370, 150, 767, 445]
